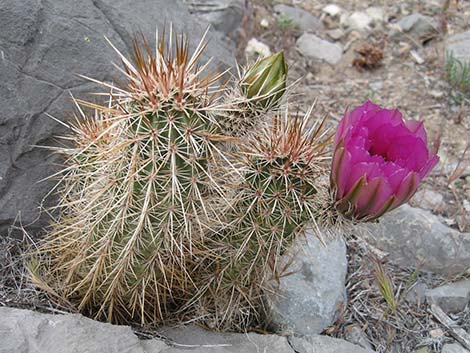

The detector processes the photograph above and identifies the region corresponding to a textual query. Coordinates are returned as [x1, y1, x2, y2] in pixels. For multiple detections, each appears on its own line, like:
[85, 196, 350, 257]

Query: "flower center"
[368, 145, 389, 162]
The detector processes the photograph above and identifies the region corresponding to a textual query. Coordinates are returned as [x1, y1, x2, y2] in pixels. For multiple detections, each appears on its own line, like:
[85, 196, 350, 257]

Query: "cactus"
[31, 30, 231, 325]
[30, 28, 334, 331]
[194, 105, 332, 330]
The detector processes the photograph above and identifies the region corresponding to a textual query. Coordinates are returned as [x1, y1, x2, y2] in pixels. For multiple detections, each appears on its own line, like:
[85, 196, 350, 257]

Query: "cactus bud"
[240, 51, 288, 110]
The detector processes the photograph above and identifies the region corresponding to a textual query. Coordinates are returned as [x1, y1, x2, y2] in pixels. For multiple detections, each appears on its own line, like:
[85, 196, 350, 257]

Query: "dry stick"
[430, 304, 470, 350]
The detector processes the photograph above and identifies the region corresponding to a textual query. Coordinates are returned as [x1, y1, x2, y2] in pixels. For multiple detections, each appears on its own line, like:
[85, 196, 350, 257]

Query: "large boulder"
[0, 0, 233, 237]
[0, 307, 376, 353]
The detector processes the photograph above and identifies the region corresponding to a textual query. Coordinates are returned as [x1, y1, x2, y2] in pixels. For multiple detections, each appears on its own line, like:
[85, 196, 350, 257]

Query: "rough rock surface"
[425, 280, 470, 313]
[390, 13, 438, 42]
[0, 307, 376, 353]
[442, 343, 470, 353]
[267, 230, 348, 335]
[183, 0, 245, 42]
[274, 4, 324, 32]
[289, 335, 375, 353]
[297, 33, 343, 65]
[0, 0, 232, 237]
[364, 204, 470, 275]
[446, 31, 470, 62]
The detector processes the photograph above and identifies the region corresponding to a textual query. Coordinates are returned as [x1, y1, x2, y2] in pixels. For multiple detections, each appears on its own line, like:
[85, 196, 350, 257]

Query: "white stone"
[345, 11, 372, 32]
[260, 18, 269, 28]
[323, 4, 342, 17]
[245, 38, 271, 58]
[366, 7, 385, 24]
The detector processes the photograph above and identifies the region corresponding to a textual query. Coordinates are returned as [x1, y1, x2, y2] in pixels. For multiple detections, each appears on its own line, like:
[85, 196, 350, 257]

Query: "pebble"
[411, 189, 444, 211]
[323, 4, 342, 18]
[297, 33, 343, 65]
[344, 11, 372, 32]
[366, 7, 385, 26]
[273, 4, 323, 32]
[326, 28, 345, 41]
[344, 324, 373, 351]
[425, 280, 470, 313]
[245, 38, 271, 58]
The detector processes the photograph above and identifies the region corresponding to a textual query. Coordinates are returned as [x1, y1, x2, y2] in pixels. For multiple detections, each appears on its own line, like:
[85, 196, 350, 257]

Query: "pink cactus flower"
[331, 101, 439, 221]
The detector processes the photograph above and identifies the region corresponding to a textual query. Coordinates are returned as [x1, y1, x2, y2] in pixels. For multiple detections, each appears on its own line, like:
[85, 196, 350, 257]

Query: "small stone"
[414, 347, 430, 353]
[245, 38, 271, 58]
[429, 328, 445, 338]
[326, 28, 345, 41]
[260, 18, 269, 28]
[406, 282, 428, 305]
[297, 33, 343, 65]
[345, 11, 372, 32]
[464, 200, 470, 212]
[446, 31, 470, 63]
[391, 13, 438, 43]
[366, 7, 385, 26]
[266, 231, 347, 335]
[323, 4, 342, 18]
[429, 90, 444, 99]
[344, 324, 373, 351]
[425, 280, 470, 313]
[411, 189, 444, 211]
[370, 81, 384, 91]
[410, 49, 425, 64]
[274, 4, 323, 32]
[442, 343, 470, 353]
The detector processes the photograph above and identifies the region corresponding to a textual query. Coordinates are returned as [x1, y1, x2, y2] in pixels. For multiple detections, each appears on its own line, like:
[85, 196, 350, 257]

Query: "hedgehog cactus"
[31, 31, 232, 325]
[195, 106, 332, 330]
[30, 28, 336, 331]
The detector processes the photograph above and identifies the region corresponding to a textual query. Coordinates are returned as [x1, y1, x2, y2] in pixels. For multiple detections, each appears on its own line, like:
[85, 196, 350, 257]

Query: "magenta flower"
[331, 101, 439, 221]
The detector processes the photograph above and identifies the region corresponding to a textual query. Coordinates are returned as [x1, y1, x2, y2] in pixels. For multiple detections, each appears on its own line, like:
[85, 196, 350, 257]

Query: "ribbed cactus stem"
[195, 106, 332, 330]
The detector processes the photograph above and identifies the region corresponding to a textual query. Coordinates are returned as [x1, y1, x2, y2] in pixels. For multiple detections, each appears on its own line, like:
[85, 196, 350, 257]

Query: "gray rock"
[364, 204, 470, 275]
[0, 306, 166, 353]
[446, 31, 470, 63]
[183, 0, 245, 41]
[326, 28, 346, 41]
[1, 307, 377, 353]
[0, 0, 233, 237]
[391, 13, 438, 42]
[425, 280, 470, 313]
[289, 335, 376, 353]
[411, 189, 444, 211]
[157, 324, 294, 353]
[266, 230, 347, 335]
[405, 281, 428, 305]
[344, 324, 374, 351]
[274, 4, 323, 32]
[297, 33, 343, 65]
[442, 343, 470, 353]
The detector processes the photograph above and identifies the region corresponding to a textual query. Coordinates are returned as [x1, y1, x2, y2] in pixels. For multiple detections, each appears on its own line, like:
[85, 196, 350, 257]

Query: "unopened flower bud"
[239, 51, 288, 110]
